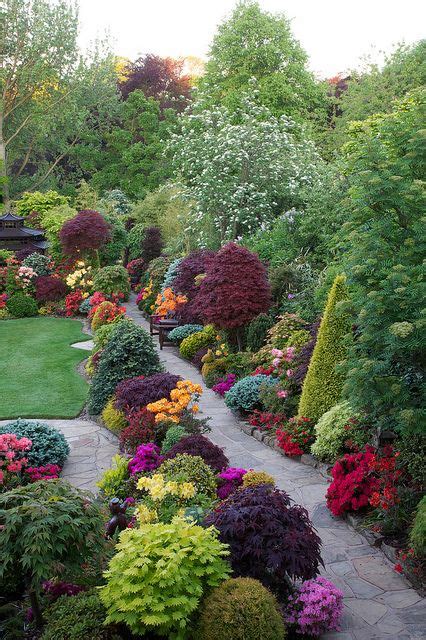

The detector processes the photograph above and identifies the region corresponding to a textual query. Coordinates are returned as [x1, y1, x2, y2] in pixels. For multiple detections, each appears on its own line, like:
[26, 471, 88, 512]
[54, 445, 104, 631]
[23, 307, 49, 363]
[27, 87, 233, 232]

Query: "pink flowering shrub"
[0, 433, 32, 485]
[212, 374, 236, 397]
[128, 443, 163, 475]
[285, 576, 343, 636]
[217, 467, 247, 499]
[25, 464, 61, 482]
[326, 447, 380, 516]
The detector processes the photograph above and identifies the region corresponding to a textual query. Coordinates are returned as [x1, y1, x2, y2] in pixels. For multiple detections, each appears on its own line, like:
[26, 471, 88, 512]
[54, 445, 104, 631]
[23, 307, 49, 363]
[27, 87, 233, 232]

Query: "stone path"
[125, 296, 425, 640]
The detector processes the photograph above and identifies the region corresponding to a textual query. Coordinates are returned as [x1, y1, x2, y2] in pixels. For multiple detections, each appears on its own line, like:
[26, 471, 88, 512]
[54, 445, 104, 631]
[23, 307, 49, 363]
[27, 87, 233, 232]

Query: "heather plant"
[298, 275, 351, 422]
[285, 576, 343, 637]
[88, 320, 162, 414]
[160, 425, 189, 454]
[165, 434, 229, 472]
[115, 374, 182, 413]
[92, 265, 130, 300]
[168, 323, 204, 343]
[158, 454, 217, 498]
[0, 480, 104, 627]
[22, 253, 52, 277]
[96, 455, 129, 500]
[311, 402, 366, 462]
[6, 291, 38, 317]
[195, 577, 286, 640]
[100, 519, 230, 638]
[41, 590, 112, 640]
[0, 420, 69, 467]
[179, 325, 217, 359]
[205, 484, 322, 593]
[224, 375, 279, 412]
[101, 399, 128, 434]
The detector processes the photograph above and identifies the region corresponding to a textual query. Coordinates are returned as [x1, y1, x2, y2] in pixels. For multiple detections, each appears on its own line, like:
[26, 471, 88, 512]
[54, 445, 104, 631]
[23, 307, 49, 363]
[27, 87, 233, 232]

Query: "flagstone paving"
[124, 296, 425, 640]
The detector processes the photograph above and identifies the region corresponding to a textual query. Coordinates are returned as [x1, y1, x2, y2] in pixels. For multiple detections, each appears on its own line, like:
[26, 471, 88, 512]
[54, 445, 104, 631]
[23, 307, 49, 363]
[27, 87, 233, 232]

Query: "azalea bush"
[154, 287, 187, 316]
[276, 416, 315, 457]
[22, 253, 52, 277]
[24, 464, 61, 482]
[248, 409, 287, 433]
[0, 420, 69, 468]
[285, 576, 343, 637]
[212, 373, 236, 396]
[147, 379, 202, 424]
[205, 484, 322, 594]
[91, 300, 125, 332]
[326, 447, 379, 516]
[128, 443, 163, 475]
[0, 433, 32, 489]
[217, 467, 247, 499]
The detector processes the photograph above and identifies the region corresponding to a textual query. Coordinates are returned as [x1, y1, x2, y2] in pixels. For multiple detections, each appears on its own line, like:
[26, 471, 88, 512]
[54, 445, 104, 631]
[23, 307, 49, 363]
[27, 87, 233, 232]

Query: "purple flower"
[217, 467, 247, 499]
[212, 373, 237, 397]
[285, 576, 343, 636]
[128, 443, 163, 475]
[287, 293, 295, 300]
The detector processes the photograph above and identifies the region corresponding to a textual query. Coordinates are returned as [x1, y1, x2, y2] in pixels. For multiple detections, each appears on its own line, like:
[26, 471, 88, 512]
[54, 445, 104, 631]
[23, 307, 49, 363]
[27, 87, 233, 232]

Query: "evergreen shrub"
[0, 419, 69, 467]
[6, 292, 38, 317]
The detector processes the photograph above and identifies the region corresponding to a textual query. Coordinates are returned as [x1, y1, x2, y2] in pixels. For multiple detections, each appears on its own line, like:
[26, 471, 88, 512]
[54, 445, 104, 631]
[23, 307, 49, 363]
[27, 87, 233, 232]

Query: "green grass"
[0, 317, 90, 419]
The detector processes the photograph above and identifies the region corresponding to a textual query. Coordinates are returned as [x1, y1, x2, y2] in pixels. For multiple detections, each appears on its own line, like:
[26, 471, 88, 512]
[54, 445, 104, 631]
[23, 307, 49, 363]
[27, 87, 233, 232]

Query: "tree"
[172, 249, 215, 323]
[195, 243, 271, 348]
[170, 90, 321, 246]
[119, 54, 192, 113]
[298, 274, 351, 423]
[91, 90, 174, 199]
[141, 226, 164, 263]
[198, 0, 328, 130]
[339, 89, 425, 436]
[1, 0, 119, 203]
[59, 209, 110, 259]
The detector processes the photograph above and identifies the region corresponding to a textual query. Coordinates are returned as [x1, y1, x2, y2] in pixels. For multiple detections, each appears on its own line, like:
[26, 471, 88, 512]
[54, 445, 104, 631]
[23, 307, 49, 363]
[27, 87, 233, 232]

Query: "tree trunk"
[0, 111, 10, 208]
[26, 577, 44, 628]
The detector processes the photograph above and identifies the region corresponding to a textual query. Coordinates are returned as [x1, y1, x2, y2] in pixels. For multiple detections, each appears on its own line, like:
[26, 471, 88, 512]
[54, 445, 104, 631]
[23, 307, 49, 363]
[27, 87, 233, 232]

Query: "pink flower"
[271, 348, 283, 358]
[272, 358, 281, 367]
[286, 369, 294, 377]
[277, 390, 289, 399]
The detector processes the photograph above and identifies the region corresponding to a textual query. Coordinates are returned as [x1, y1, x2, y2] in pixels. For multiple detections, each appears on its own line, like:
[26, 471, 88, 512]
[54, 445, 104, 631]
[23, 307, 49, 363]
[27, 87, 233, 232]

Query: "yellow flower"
[136, 504, 157, 524]
[179, 482, 196, 499]
[192, 405, 199, 414]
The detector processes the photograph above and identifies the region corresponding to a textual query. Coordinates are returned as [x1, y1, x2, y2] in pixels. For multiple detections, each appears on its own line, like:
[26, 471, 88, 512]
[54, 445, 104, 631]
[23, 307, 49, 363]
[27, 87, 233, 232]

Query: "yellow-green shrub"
[179, 325, 216, 360]
[242, 470, 276, 488]
[101, 398, 128, 434]
[298, 274, 350, 422]
[409, 496, 426, 557]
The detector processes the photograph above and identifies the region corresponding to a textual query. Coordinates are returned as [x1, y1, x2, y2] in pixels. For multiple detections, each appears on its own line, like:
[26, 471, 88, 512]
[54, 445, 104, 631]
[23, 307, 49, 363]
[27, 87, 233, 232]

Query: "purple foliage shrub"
[115, 373, 181, 413]
[165, 434, 229, 472]
[292, 320, 320, 388]
[35, 275, 67, 302]
[192, 347, 209, 371]
[172, 249, 215, 323]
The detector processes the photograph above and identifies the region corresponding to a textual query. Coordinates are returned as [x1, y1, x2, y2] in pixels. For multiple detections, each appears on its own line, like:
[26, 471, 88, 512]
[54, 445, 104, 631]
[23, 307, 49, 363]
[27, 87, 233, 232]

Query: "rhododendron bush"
[276, 416, 315, 457]
[0, 433, 32, 487]
[326, 447, 379, 516]
[286, 576, 343, 636]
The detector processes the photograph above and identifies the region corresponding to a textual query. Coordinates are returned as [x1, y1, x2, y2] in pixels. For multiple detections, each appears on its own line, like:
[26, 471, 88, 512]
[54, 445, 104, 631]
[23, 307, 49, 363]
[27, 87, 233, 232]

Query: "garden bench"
[158, 319, 179, 349]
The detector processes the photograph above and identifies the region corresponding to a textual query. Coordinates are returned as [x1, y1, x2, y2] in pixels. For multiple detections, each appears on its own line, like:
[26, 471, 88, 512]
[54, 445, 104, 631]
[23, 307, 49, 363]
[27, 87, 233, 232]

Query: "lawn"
[0, 317, 90, 419]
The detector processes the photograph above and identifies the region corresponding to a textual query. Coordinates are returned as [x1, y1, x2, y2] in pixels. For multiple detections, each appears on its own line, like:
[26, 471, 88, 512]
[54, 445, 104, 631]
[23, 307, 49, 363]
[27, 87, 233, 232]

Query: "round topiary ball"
[158, 454, 217, 499]
[6, 292, 38, 318]
[195, 577, 286, 640]
[0, 419, 70, 467]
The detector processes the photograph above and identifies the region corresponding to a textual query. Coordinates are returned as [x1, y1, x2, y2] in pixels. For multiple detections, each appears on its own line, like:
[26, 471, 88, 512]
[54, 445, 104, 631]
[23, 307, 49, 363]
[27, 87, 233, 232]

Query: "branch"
[15, 136, 36, 177]
[29, 136, 79, 191]
[5, 113, 32, 146]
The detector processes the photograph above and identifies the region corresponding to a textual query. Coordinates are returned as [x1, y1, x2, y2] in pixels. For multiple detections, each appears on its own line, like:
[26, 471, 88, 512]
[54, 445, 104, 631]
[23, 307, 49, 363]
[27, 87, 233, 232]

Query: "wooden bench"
[149, 314, 166, 336]
[158, 319, 179, 350]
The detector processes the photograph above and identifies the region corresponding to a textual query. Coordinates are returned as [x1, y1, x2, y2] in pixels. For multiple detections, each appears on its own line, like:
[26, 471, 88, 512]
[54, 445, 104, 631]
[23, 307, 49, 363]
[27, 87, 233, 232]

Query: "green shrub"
[93, 321, 122, 351]
[179, 325, 216, 360]
[286, 329, 311, 350]
[160, 425, 188, 454]
[311, 402, 365, 462]
[224, 351, 255, 378]
[97, 455, 129, 500]
[0, 419, 70, 467]
[101, 399, 128, 434]
[195, 577, 286, 640]
[22, 253, 52, 276]
[100, 519, 230, 638]
[0, 249, 13, 264]
[224, 375, 278, 412]
[298, 275, 351, 422]
[15, 190, 68, 217]
[397, 434, 426, 488]
[168, 323, 204, 344]
[87, 320, 162, 414]
[409, 496, 426, 557]
[158, 454, 217, 499]
[41, 591, 113, 640]
[6, 292, 38, 318]
[246, 313, 274, 352]
[98, 211, 127, 266]
[92, 265, 130, 300]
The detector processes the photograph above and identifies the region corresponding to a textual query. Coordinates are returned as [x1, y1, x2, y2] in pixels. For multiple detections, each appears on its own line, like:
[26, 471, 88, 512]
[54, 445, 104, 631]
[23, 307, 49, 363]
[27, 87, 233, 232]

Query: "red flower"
[394, 563, 403, 574]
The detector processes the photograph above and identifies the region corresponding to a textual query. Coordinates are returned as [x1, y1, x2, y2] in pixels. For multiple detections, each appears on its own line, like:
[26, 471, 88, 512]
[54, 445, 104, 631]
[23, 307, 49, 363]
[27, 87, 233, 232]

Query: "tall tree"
[198, 0, 328, 131]
[0, 0, 119, 204]
[119, 54, 192, 113]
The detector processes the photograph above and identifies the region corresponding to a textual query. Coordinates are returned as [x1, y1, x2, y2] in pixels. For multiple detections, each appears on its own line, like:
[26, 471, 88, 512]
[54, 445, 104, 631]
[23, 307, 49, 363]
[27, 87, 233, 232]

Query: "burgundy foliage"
[141, 226, 164, 263]
[173, 249, 216, 323]
[292, 320, 320, 388]
[119, 54, 192, 112]
[204, 484, 323, 594]
[191, 347, 209, 371]
[165, 434, 229, 472]
[59, 210, 111, 257]
[35, 275, 67, 302]
[194, 243, 271, 330]
[15, 247, 37, 261]
[115, 373, 181, 414]
[119, 408, 157, 454]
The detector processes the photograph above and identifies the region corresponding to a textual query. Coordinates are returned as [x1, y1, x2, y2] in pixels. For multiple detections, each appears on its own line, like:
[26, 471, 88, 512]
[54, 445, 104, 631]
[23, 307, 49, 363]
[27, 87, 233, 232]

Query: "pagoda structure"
[0, 212, 48, 253]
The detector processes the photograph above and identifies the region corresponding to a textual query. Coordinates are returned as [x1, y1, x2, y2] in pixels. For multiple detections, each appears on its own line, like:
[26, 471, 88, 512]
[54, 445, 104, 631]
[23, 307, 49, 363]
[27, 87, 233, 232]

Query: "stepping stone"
[71, 339, 94, 350]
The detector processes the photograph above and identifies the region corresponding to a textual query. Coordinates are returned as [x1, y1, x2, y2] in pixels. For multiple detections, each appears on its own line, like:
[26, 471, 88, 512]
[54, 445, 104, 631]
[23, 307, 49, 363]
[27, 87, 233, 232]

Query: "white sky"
[78, 0, 426, 78]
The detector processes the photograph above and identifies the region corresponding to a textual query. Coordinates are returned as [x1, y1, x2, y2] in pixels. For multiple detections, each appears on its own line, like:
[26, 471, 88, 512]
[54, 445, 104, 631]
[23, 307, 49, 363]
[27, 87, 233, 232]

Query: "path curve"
[125, 295, 425, 640]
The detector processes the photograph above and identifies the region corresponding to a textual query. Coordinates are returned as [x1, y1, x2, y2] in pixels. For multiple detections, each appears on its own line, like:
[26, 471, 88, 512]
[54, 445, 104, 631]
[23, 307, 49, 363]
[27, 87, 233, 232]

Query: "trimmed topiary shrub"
[179, 325, 216, 360]
[115, 373, 181, 413]
[88, 320, 162, 414]
[195, 577, 286, 640]
[165, 434, 229, 472]
[242, 470, 276, 488]
[158, 454, 217, 499]
[160, 425, 188, 454]
[41, 591, 112, 640]
[168, 323, 204, 344]
[224, 375, 279, 412]
[205, 484, 322, 594]
[101, 399, 128, 434]
[100, 519, 230, 638]
[409, 496, 426, 557]
[35, 275, 67, 303]
[298, 275, 350, 422]
[311, 402, 365, 462]
[92, 265, 130, 300]
[246, 313, 275, 352]
[6, 292, 38, 317]
[0, 419, 69, 467]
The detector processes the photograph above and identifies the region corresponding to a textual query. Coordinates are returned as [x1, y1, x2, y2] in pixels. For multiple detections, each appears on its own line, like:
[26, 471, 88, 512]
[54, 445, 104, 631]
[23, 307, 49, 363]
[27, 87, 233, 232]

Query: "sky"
[78, 0, 426, 78]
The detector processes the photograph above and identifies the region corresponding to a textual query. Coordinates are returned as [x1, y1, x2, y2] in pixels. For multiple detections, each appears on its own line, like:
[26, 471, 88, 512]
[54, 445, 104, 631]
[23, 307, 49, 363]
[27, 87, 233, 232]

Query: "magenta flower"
[285, 576, 343, 636]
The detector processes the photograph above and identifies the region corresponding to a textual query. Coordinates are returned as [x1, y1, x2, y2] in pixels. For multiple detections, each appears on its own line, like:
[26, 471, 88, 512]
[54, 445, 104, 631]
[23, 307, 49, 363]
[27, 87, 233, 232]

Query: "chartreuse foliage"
[41, 591, 111, 640]
[311, 402, 364, 462]
[96, 455, 129, 500]
[0, 480, 104, 587]
[179, 325, 217, 360]
[409, 496, 426, 557]
[101, 399, 127, 434]
[100, 519, 230, 638]
[195, 577, 286, 640]
[298, 275, 350, 422]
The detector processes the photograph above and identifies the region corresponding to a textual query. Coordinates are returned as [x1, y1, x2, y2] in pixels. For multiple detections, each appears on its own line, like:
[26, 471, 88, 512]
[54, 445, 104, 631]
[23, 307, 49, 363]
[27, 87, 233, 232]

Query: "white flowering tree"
[169, 89, 321, 246]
